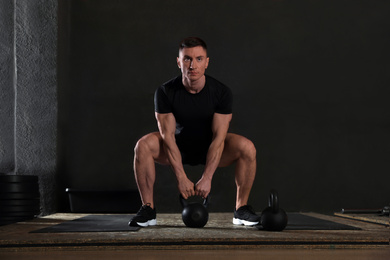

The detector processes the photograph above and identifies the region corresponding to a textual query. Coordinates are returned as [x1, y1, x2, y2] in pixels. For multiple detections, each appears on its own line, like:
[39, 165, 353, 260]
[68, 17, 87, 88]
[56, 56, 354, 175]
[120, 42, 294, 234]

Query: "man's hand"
[195, 176, 212, 199]
[178, 176, 195, 199]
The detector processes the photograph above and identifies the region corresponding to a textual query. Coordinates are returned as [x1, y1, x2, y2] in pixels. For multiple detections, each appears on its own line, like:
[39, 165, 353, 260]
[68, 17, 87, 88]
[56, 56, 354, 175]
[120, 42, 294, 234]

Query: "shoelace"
[137, 203, 152, 215]
[240, 205, 256, 215]
[142, 203, 152, 209]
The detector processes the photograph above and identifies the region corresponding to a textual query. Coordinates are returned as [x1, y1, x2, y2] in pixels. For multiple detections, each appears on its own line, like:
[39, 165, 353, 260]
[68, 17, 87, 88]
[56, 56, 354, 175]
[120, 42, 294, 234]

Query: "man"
[129, 37, 259, 227]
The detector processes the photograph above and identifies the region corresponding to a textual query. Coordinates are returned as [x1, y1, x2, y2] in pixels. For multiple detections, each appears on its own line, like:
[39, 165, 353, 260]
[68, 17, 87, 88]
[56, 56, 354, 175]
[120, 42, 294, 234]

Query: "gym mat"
[281, 213, 361, 230]
[31, 213, 360, 233]
[31, 215, 140, 233]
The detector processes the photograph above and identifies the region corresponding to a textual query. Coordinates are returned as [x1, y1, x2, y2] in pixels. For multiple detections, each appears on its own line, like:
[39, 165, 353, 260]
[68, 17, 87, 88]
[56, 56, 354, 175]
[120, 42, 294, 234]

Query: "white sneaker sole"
[233, 218, 259, 226]
[136, 219, 157, 227]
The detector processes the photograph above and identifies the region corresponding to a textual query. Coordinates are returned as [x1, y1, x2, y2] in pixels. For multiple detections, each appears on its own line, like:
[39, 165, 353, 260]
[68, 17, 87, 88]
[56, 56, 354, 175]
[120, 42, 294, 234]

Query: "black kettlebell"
[260, 189, 288, 231]
[180, 195, 209, 228]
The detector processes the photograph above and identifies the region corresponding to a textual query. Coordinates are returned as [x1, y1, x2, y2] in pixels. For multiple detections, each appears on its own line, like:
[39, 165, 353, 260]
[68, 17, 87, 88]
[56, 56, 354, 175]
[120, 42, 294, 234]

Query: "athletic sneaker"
[233, 205, 260, 226]
[128, 203, 157, 227]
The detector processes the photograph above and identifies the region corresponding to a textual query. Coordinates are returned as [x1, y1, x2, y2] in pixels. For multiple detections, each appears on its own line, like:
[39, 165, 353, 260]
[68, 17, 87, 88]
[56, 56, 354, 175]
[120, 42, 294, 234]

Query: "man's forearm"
[202, 139, 225, 180]
[162, 138, 195, 198]
[162, 138, 187, 180]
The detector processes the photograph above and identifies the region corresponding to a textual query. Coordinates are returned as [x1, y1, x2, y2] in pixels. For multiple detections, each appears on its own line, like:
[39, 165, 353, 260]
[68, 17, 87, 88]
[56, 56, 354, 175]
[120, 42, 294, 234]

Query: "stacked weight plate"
[0, 175, 40, 226]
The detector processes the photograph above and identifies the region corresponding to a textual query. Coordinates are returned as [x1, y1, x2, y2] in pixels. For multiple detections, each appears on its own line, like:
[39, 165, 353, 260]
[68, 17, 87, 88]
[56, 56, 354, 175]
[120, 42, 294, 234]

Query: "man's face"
[177, 46, 209, 83]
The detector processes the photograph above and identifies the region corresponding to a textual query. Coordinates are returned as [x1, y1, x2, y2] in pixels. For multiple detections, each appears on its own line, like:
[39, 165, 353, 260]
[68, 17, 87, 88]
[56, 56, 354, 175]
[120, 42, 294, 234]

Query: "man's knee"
[221, 134, 256, 166]
[240, 138, 256, 161]
[134, 137, 147, 158]
[134, 134, 156, 156]
[134, 133, 169, 164]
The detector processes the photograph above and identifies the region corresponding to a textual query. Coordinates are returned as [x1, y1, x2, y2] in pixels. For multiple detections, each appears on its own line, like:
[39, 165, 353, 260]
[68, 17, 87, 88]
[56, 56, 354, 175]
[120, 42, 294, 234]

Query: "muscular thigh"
[139, 132, 170, 165]
[218, 133, 255, 167]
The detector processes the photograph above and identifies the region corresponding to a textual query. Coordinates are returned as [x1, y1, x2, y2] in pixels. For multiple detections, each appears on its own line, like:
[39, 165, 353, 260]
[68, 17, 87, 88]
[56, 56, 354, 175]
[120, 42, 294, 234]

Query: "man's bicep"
[212, 113, 232, 136]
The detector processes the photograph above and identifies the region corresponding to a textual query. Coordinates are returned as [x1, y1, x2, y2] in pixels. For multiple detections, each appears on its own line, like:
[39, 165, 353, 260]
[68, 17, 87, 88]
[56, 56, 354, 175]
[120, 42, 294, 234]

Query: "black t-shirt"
[154, 75, 233, 154]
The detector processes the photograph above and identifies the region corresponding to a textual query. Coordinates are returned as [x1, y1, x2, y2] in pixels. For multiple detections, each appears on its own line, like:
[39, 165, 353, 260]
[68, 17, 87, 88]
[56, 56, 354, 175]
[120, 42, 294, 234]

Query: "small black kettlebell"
[260, 189, 288, 231]
[180, 195, 209, 228]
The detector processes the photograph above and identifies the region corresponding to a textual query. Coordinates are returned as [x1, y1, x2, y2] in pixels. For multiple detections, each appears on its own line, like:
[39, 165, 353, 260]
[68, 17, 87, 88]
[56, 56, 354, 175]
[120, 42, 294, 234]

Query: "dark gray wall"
[57, 0, 390, 213]
[0, 0, 58, 215]
[0, 0, 15, 174]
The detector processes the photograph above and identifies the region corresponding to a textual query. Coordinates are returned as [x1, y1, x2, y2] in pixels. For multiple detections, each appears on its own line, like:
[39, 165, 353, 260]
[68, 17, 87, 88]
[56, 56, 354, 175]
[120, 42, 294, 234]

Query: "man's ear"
[177, 57, 181, 68]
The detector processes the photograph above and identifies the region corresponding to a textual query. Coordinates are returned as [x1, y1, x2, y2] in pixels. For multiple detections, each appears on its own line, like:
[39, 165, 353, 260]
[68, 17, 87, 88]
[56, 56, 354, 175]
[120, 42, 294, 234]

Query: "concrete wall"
[0, 0, 15, 174]
[0, 0, 58, 215]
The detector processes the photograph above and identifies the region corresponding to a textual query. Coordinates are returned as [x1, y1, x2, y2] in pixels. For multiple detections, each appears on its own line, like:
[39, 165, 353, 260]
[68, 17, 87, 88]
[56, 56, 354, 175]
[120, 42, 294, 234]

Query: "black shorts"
[181, 151, 207, 166]
[177, 141, 209, 166]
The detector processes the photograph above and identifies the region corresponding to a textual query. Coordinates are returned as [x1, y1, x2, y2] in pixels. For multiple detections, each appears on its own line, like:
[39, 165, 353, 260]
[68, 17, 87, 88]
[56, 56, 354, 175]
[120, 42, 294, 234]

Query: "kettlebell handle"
[180, 195, 209, 208]
[269, 189, 279, 213]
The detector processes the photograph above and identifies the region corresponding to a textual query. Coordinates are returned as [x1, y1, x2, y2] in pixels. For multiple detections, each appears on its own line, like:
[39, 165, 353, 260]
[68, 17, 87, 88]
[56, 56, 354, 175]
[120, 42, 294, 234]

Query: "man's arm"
[155, 112, 195, 199]
[195, 113, 232, 198]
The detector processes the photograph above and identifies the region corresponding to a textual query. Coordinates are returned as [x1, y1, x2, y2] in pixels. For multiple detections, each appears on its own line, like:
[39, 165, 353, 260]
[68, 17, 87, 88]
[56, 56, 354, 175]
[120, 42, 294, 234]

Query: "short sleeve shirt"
[154, 75, 233, 150]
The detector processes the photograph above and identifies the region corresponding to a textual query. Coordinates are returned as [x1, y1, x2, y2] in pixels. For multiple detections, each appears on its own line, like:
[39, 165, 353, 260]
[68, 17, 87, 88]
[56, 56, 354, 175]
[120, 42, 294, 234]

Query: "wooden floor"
[1, 248, 390, 260]
[0, 212, 389, 259]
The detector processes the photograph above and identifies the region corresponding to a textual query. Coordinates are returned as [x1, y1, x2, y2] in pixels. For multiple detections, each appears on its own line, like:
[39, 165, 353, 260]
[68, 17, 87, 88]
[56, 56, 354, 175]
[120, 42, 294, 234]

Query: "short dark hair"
[179, 37, 207, 54]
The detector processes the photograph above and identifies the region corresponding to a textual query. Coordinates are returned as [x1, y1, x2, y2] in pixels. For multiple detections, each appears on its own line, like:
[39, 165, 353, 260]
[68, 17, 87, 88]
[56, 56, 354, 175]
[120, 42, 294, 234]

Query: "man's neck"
[182, 75, 206, 94]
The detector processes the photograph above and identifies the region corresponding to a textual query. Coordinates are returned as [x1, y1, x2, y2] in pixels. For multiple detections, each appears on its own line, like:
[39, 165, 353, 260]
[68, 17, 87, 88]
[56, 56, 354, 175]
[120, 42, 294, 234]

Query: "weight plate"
[0, 211, 38, 217]
[0, 175, 38, 183]
[0, 199, 40, 206]
[0, 192, 40, 199]
[0, 183, 39, 193]
[0, 205, 40, 212]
